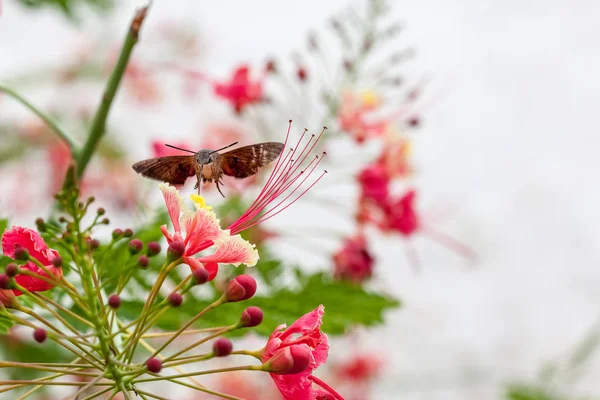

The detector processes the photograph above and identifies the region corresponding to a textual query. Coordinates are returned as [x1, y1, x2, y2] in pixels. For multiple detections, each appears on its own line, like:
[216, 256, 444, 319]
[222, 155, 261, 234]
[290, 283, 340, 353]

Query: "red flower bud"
[168, 293, 183, 307]
[297, 67, 307, 81]
[192, 268, 209, 285]
[239, 306, 263, 327]
[97, 207, 106, 216]
[89, 239, 100, 250]
[167, 240, 185, 260]
[225, 275, 257, 302]
[35, 218, 46, 232]
[14, 247, 29, 260]
[123, 228, 134, 238]
[138, 255, 150, 269]
[0, 274, 10, 289]
[147, 242, 161, 257]
[266, 344, 311, 374]
[5, 263, 19, 278]
[108, 294, 121, 309]
[52, 256, 63, 268]
[146, 358, 162, 373]
[112, 229, 124, 239]
[128, 239, 143, 255]
[407, 116, 420, 127]
[212, 338, 233, 357]
[33, 328, 47, 343]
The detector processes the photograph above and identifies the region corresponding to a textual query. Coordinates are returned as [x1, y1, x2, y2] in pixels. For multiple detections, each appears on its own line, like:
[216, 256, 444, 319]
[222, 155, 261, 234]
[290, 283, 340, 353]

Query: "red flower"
[213, 65, 264, 113]
[261, 305, 342, 400]
[152, 140, 195, 158]
[334, 354, 382, 383]
[358, 164, 389, 205]
[1, 227, 62, 295]
[332, 235, 374, 284]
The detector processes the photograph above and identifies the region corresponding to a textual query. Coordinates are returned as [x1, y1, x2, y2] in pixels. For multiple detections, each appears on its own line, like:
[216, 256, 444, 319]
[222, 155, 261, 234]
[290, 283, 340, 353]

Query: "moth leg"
[195, 170, 202, 195]
[216, 179, 225, 198]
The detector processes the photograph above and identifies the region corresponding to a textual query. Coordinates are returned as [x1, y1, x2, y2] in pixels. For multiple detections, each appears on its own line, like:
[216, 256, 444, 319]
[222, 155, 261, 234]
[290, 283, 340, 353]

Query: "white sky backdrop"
[2, 0, 600, 399]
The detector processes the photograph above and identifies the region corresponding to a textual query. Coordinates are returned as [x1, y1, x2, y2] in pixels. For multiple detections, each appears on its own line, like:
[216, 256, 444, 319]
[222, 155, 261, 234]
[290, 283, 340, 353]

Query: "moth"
[132, 142, 285, 196]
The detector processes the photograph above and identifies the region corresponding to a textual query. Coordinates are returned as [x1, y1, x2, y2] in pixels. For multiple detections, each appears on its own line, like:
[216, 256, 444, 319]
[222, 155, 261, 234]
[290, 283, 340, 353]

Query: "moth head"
[195, 149, 217, 165]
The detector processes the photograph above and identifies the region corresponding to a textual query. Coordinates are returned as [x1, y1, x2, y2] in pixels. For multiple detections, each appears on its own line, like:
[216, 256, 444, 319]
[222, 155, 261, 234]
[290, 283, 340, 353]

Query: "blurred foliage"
[15, 0, 114, 19]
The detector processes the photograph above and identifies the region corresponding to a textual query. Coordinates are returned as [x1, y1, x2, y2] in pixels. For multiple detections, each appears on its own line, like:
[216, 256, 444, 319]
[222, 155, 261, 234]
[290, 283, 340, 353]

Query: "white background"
[2, 0, 600, 399]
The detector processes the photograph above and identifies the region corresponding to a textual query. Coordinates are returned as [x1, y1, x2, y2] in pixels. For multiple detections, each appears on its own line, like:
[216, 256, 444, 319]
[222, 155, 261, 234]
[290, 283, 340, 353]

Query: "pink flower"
[334, 353, 382, 383]
[152, 140, 195, 158]
[332, 235, 374, 284]
[1, 227, 62, 295]
[262, 305, 342, 400]
[376, 132, 412, 179]
[213, 65, 264, 113]
[338, 91, 387, 143]
[159, 184, 259, 280]
[357, 164, 389, 205]
[47, 141, 73, 194]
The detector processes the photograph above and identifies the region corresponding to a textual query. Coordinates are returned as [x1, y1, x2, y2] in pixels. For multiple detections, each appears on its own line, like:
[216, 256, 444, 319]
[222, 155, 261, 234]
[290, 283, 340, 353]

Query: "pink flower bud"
[266, 344, 311, 374]
[5, 263, 19, 278]
[239, 306, 263, 327]
[108, 294, 121, 309]
[123, 228, 134, 238]
[97, 207, 106, 216]
[52, 256, 63, 268]
[212, 338, 233, 357]
[33, 328, 47, 343]
[138, 255, 150, 268]
[14, 247, 29, 260]
[128, 239, 143, 255]
[112, 229, 124, 239]
[192, 268, 209, 285]
[167, 240, 185, 260]
[89, 239, 100, 250]
[0, 274, 10, 289]
[146, 358, 162, 373]
[168, 293, 183, 307]
[147, 242, 161, 257]
[225, 275, 257, 302]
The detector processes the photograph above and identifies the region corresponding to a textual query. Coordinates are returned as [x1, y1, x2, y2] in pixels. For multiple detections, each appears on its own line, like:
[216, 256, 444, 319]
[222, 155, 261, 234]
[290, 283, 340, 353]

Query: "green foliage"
[121, 271, 399, 338]
[0, 308, 15, 334]
[16, 0, 114, 19]
[505, 385, 564, 400]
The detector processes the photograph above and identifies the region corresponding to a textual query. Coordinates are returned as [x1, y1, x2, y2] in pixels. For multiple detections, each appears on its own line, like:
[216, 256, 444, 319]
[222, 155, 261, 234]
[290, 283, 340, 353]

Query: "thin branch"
[76, 5, 149, 178]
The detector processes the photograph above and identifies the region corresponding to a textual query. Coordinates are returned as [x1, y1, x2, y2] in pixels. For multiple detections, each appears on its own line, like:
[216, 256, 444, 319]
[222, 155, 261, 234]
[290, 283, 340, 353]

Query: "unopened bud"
[265, 59, 276, 73]
[97, 207, 105, 216]
[89, 239, 100, 250]
[239, 306, 264, 327]
[5, 263, 19, 278]
[101, 218, 110, 225]
[212, 338, 233, 357]
[225, 275, 257, 302]
[167, 241, 185, 260]
[0, 274, 10, 289]
[14, 247, 29, 260]
[138, 255, 150, 269]
[33, 328, 47, 343]
[407, 116, 420, 127]
[123, 228, 134, 238]
[265, 344, 311, 374]
[168, 292, 183, 307]
[35, 218, 46, 232]
[128, 239, 143, 255]
[52, 256, 63, 268]
[108, 294, 121, 309]
[297, 67, 307, 81]
[147, 242, 161, 257]
[146, 358, 162, 373]
[192, 268, 209, 285]
[112, 229, 123, 239]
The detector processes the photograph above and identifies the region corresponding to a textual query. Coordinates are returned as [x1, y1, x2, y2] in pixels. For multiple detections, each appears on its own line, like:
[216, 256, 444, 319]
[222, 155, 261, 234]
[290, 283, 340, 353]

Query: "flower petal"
[183, 257, 219, 281]
[197, 235, 258, 267]
[159, 183, 185, 233]
[1, 226, 58, 265]
[183, 206, 226, 255]
[269, 372, 314, 400]
[284, 305, 325, 337]
[0, 289, 15, 307]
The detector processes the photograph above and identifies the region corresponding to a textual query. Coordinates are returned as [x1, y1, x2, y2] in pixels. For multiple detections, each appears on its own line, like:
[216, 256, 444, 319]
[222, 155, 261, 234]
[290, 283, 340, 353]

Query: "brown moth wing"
[220, 142, 284, 179]
[132, 156, 197, 185]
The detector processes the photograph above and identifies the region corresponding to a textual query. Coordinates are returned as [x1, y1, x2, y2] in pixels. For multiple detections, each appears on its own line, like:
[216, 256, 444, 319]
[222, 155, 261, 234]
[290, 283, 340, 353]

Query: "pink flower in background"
[332, 353, 382, 400]
[376, 132, 412, 179]
[213, 65, 264, 113]
[1, 227, 62, 295]
[381, 189, 420, 236]
[109, 55, 160, 105]
[338, 90, 387, 143]
[261, 305, 340, 400]
[47, 141, 72, 194]
[332, 235, 374, 283]
[160, 184, 258, 280]
[152, 140, 195, 157]
[358, 164, 389, 205]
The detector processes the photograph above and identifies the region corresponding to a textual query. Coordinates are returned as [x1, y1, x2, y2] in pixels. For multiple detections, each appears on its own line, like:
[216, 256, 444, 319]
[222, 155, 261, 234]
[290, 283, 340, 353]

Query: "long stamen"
[229, 123, 327, 235]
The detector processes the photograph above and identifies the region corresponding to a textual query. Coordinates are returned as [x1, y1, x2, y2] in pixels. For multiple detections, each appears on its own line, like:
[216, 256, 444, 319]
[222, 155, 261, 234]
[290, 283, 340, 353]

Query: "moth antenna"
[165, 144, 196, 154]
[210, 141, 239, 155]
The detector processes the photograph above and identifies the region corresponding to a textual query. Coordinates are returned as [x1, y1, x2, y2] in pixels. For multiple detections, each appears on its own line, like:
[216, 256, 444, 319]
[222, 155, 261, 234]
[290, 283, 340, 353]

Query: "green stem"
[76, 6, 149, 178]
[0, 84, 79, 152]
[132, 365, 263, 384]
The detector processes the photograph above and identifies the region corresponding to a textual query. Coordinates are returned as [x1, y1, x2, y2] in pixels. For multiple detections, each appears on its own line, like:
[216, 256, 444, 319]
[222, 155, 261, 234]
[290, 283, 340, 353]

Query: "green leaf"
[120, 272, 400, 338]
[0, 308, 15, 334]
[0, 218, 8, 236]
[505, 384, 564, 400]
